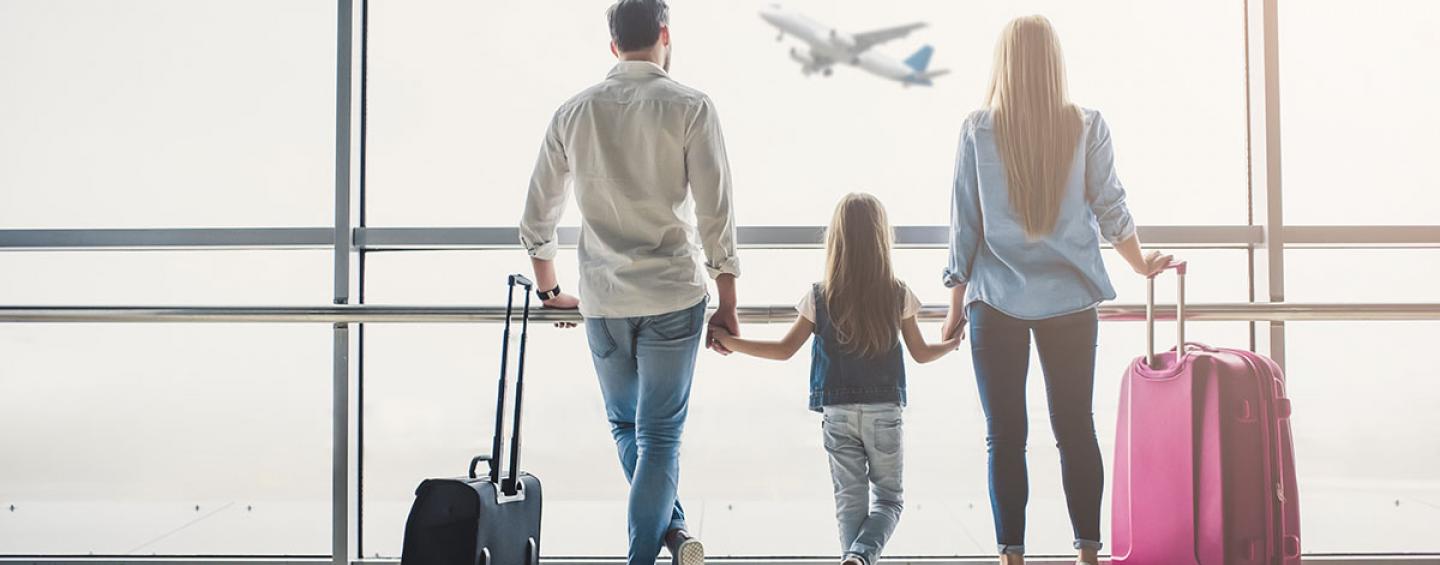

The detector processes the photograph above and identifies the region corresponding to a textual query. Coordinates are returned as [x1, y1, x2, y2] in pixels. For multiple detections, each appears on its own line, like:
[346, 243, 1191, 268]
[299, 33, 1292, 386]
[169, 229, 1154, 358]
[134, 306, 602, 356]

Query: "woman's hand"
[941, 307, 967, 343]
[1136, 250, 1176, 277]
[543, 292, 581, 328]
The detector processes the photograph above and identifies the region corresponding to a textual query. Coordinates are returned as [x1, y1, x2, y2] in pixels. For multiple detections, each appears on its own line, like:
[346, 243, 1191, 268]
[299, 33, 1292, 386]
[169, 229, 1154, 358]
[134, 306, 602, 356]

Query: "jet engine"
[789, 47, 815, 67]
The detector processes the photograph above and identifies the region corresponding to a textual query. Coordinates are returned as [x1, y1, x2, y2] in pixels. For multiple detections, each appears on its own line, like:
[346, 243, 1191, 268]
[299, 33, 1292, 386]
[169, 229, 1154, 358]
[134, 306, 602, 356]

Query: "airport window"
[0, 251, 333, 555]
[0, 1, 336, 229]
[1, 0, 1438, 561]
[1279, 0, 1440, 225]
[366, 1, 1249, 227]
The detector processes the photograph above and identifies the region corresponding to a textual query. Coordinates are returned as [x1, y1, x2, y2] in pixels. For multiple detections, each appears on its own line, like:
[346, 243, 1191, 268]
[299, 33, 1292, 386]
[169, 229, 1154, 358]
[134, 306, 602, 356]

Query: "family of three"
[516, 2, 1174, 565]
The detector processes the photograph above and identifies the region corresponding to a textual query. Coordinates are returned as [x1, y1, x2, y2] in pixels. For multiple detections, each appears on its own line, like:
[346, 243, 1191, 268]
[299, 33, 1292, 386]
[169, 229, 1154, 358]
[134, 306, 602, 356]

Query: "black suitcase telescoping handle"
[473, 274, 533, 496]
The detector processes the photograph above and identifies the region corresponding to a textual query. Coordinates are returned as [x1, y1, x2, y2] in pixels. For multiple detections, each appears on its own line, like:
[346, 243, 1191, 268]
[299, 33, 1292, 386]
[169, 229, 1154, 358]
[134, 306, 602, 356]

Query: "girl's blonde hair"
[822, 192, 904, 359]
[986, 15, 1083, 238]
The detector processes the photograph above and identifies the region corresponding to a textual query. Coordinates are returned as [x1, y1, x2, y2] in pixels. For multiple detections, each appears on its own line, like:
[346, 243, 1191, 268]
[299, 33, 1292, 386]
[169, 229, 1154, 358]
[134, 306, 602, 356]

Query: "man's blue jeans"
[585, 298, 707, 565]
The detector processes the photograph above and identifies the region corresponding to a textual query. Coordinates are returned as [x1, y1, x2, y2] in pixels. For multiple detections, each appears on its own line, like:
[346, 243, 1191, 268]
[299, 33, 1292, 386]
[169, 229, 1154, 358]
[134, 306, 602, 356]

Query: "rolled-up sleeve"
[943, 118, 982, 288]
[1084, 111, 1137, 245]
[685, 96, 741, 279]
[518, 110, 571, 260]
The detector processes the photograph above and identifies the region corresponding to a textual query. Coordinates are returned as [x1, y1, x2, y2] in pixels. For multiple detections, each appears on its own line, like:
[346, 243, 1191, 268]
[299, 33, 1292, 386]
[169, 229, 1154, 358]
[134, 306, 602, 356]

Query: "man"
[517, 1, 740, 564]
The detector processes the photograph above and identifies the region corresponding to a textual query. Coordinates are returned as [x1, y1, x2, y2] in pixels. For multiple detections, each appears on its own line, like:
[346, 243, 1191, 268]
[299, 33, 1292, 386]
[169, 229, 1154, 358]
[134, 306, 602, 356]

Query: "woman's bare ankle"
[998, 554, 1024, 565]
[1076, 547, 1099, 564]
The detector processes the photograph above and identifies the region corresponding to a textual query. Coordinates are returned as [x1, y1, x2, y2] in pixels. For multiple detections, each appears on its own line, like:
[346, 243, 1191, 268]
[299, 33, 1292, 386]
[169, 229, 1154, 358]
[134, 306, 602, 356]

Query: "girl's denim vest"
[809, 283, 907, 412]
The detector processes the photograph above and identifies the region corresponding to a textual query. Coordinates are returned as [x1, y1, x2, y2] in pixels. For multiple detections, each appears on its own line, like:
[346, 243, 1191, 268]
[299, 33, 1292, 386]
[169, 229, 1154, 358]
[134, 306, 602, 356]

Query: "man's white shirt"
[519, 61, 740, 318]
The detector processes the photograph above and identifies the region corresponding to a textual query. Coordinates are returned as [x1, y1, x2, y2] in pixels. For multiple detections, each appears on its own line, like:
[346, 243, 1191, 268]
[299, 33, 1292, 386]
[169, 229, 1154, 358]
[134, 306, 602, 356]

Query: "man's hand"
[707, 304, 738, 355]
[542, 292, 580, 328]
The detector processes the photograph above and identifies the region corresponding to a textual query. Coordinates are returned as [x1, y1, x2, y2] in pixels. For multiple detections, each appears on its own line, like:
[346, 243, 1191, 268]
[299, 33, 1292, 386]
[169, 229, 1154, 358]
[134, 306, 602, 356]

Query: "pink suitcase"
[1112, 263, 1301, 565]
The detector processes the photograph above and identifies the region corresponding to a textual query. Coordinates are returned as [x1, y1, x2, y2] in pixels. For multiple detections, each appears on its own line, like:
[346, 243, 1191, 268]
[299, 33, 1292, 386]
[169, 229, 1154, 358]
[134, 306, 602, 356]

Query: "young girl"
[713, 192, 960, 565]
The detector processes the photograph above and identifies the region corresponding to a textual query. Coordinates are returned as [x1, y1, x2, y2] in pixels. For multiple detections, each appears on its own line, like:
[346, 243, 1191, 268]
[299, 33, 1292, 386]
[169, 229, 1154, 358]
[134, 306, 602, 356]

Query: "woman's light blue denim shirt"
[943, 108, 1136, 320]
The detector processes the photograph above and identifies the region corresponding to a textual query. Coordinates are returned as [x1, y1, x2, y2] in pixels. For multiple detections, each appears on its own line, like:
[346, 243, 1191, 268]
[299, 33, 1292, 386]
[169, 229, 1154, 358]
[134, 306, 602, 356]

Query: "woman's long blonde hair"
[986, 15, 1082, 238]
[822, 193, 904, 359]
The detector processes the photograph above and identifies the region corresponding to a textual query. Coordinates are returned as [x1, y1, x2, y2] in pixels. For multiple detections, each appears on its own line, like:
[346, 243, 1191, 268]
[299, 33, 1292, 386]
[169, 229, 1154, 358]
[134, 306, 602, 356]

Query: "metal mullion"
[1245, 0, 1287, 369]
[331, 1, 355, 565]
[354, 0, 370, 556]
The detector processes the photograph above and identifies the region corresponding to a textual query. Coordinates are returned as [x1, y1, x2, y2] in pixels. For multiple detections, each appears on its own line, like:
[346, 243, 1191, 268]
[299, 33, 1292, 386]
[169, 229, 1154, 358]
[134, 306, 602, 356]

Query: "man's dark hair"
[607, 0, 669, 52]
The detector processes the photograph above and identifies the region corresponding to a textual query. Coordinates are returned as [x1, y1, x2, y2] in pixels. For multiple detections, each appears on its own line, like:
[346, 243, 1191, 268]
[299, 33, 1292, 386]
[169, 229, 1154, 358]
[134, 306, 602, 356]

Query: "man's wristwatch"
[537, 284, 562, 301]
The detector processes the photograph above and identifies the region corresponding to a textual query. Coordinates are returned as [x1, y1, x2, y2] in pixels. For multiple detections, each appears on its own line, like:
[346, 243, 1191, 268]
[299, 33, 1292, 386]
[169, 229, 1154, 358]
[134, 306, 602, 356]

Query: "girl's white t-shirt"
[796, 283, 924, 323]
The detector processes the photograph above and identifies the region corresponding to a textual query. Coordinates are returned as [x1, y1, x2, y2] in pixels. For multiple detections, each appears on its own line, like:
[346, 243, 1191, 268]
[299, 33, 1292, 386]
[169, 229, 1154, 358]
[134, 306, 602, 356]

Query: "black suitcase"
[400, 274, 543, 565]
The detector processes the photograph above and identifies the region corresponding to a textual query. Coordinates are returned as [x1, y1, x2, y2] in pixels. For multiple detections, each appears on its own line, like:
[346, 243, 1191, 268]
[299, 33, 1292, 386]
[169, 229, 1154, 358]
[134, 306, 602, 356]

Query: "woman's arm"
[1084, 112, 1174, 278]
[712, 316, 814, 361]
[1114, 233, 1173, 277]
[940, 283, 968, 341]
[901, 316, 961, 364]
[944, 117, 982, 292]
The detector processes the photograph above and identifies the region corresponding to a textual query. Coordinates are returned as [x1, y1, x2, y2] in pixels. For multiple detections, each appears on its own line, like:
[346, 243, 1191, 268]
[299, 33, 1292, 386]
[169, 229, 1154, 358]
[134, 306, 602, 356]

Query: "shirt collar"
[607, 60, 668, 79]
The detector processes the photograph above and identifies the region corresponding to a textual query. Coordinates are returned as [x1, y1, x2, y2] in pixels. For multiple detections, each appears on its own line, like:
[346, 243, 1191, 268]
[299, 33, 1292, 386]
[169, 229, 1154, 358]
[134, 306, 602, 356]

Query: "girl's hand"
[712, 325, 744, 350]
[941, 308, 967, 342]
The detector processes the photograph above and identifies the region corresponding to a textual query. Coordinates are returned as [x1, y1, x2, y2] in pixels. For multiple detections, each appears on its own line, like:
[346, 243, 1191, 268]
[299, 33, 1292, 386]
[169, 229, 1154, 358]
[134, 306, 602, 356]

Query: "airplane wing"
[851, 22, 927, 52]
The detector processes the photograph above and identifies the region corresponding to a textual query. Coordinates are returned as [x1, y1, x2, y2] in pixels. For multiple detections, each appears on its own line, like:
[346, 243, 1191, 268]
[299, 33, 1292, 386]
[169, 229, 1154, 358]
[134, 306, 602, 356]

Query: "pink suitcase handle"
[1146, 260, 1188, 368]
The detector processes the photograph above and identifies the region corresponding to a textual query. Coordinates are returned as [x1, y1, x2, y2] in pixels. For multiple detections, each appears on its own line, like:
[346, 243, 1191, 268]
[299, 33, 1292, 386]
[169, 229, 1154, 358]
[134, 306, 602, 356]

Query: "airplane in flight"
[759, 4, 948, 86]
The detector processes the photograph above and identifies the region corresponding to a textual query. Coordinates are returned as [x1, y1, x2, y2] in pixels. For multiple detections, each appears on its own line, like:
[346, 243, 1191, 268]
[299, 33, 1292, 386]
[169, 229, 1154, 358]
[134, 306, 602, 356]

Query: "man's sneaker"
[665, 528, 704, 565]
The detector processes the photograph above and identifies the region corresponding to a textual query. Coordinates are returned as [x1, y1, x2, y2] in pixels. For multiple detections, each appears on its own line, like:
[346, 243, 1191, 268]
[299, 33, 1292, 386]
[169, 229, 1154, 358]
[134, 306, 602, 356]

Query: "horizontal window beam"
[2, 303, 1438, 324]
[0, 226, 1266, 251]
[4, 226, 1438, 251]
[1284, 225, 1440, 246]
[0, 228, 334, 250]
[354, 225, 1265, 250]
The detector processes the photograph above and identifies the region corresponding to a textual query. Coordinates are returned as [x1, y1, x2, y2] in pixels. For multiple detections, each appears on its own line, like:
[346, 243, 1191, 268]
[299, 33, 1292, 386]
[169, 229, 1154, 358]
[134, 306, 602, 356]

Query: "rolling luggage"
[1112, 262, 1300, 565]
[400, 274, 543, 565]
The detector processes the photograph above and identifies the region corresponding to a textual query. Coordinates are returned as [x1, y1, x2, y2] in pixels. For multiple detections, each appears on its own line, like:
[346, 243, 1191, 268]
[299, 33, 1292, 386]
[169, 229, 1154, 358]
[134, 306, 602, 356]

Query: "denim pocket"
[648, 301, 704, 340]
[873, 417, 903, 455]
[585, 319, 618, 359]
[821, 413, 848, 450]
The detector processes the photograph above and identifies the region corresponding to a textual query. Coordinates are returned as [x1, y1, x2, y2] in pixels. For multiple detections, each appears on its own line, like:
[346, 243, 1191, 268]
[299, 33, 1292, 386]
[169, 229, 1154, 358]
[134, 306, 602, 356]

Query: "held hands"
[710, 324, 737, 351]
[940, 308, 967, 346]
[707, 304, 739, 355]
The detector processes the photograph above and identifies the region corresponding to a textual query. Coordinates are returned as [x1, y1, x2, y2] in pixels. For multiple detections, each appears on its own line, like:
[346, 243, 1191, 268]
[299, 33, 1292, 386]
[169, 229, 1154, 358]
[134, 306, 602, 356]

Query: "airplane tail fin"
[903, 44, 934, 73]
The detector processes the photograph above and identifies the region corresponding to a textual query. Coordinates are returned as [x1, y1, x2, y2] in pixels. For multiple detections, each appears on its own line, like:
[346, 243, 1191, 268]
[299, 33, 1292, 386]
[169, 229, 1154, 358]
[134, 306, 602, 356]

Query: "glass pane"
[0, 1, 335, 228]
[1274, 250, 1439, 552]
[1284, 322, 1440, 553]
[367, 1, 1247, 227]
[360, 249, 1250, 557]
[1280, 0, 1440, 225]
[0, 250, 331, 305]
[1286, 249, 1440, 303]
[0, 251, 332, 554]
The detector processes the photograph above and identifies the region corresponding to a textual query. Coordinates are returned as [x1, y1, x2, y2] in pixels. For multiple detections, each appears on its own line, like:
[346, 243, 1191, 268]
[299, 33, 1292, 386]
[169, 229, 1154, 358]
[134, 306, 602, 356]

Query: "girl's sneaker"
[665, 529, 704, 565]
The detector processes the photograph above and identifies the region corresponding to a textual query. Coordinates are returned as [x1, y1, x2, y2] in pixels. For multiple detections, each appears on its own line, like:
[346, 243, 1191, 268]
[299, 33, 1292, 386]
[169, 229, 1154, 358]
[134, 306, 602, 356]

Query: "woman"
[938, 15, 1173, 565]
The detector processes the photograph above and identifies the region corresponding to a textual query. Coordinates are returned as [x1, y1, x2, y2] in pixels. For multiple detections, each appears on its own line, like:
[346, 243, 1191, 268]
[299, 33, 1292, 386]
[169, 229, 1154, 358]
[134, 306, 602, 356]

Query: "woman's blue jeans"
[968, 302, 1104, 556]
